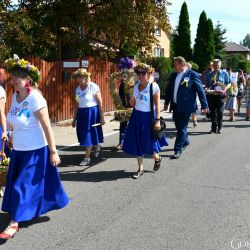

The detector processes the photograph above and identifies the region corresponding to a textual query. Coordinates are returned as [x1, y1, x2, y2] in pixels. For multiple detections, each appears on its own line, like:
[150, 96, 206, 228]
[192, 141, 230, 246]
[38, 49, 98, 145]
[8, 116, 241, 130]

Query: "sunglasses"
[136, 71, 147, 76]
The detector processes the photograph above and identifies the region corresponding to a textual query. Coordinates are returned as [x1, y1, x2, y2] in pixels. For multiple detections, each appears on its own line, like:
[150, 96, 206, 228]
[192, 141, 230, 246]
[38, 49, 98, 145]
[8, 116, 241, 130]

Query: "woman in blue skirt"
[71, 68, 105, 166]
[0, 57, 69, 240]
[123, 63, 168, 179]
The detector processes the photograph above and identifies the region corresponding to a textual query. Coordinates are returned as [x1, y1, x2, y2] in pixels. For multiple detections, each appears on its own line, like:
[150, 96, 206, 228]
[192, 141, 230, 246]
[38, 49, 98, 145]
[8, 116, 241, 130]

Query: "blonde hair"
[72, 68, 91, 81]
[174, 56, 187, 65]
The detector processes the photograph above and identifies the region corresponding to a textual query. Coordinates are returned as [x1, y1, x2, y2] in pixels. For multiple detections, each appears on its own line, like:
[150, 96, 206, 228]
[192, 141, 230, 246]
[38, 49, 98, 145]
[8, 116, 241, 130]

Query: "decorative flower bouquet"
[206, 82, 226, 96]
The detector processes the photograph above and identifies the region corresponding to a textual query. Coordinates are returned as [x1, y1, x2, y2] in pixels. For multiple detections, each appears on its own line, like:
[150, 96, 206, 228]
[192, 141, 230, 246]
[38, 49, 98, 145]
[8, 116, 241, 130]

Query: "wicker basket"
[0, 140, 9, 187]
[114, 108, 133, 123]
[0, 169, 8, 186]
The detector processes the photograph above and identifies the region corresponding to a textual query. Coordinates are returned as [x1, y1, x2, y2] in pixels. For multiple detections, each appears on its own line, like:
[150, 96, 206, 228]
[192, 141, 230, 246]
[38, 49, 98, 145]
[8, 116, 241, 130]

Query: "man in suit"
[164, 56, 208, 159]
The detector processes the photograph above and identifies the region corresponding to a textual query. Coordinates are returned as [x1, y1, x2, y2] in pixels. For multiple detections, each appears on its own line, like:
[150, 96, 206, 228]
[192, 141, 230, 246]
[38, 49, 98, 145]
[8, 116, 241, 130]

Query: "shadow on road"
[188, 131, 211, 136]
[0, 213, 50, 245]
[223, 124, 250, 128]
[59, 169, 154, 182]
[58, 145, 173, 168]
[19, 216, 50, 229]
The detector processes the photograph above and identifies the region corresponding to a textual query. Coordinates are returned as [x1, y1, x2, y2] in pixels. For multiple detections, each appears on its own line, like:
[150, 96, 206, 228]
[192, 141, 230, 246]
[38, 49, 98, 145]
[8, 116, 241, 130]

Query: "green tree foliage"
[214, 21, 227, 60]
[238, 60, 250, 73]
[193, 11, 215, 72]
[172, 2, 192, 61]
[207, 19, 215, 62]
[147, 57, 173, 95]
[0, 0, 171, 61]
[225, 53, 245, 71]
[87, 0, 171, 59]
[187, 61, 199, 71]
[240, 33, 250, 49]
[0, 0, 18, 60]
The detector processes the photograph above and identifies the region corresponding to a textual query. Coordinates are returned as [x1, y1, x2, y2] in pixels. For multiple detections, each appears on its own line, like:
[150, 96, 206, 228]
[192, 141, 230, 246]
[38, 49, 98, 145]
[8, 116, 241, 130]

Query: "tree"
[172, 2, 192, 61]
[206, 18, 215, 62]
[240, 33, 250, 49]
[214, 21, 227, 60]
[87, 0, 171, 59]
[225, 53, 245, 71]
[193, 11, 215, 71]
[147, 57, 173, 95]
[0, 0, 172, 61]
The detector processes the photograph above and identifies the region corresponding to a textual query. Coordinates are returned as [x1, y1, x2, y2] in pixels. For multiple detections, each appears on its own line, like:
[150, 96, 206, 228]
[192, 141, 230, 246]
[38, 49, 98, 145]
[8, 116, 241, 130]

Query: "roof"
[225, 42, 250, 52]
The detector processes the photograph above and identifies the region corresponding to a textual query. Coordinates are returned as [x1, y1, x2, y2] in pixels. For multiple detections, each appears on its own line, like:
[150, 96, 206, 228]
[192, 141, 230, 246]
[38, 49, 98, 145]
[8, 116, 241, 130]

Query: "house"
[225, 42, 250, 60]
[152, 27, 172, 58]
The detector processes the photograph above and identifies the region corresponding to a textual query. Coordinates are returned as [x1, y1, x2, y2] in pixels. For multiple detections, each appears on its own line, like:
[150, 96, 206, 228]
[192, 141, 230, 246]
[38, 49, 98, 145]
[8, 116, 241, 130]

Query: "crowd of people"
[0, 55, 249, 240]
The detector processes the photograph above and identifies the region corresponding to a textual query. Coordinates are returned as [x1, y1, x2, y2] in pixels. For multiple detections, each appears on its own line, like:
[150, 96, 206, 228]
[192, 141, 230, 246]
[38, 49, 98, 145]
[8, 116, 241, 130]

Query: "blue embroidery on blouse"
[18, 109, 30, 118]
[17, 101, 30, 118]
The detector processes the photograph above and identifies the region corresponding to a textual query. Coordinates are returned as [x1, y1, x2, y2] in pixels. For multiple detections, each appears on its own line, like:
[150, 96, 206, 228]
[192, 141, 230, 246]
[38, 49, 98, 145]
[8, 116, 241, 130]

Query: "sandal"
[132, 169, 144, 179]
[0, 224, 19, 239]
[115, 144, 122, 151]
[94, 145, 101, 158]
[153, 155, 162, 171]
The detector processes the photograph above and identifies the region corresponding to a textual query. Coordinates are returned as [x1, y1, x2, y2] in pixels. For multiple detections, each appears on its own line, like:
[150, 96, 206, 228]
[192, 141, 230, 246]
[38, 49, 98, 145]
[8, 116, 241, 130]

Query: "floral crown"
[134, 62, 154, 74]
[5, 55, 40, 82]
[72, 68, 91, 78]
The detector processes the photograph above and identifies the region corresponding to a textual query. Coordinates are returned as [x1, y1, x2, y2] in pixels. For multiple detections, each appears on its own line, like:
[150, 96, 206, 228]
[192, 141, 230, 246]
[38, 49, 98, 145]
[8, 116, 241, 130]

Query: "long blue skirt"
[123, 109, 168, 157]
[76, 106, 104, 147]
[1, 146, 69, 222]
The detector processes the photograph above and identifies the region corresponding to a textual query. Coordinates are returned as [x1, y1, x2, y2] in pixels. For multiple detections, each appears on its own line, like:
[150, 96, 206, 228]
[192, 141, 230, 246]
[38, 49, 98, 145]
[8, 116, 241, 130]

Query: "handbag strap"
[149, 82, 154, 122]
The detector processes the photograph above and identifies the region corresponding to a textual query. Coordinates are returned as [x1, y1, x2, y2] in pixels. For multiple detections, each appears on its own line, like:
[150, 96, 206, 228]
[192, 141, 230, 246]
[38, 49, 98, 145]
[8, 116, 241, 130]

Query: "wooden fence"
[2, 56, 118, 123]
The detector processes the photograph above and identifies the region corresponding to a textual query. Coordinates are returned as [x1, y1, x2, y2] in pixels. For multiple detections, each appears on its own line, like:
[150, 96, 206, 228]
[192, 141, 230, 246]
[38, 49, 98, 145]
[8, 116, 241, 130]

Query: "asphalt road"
[1, 110, 250, 250]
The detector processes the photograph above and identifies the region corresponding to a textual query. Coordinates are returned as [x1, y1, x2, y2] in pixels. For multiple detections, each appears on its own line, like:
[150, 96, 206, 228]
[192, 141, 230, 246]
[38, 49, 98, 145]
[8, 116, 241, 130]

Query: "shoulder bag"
[150, 83, 166, 140]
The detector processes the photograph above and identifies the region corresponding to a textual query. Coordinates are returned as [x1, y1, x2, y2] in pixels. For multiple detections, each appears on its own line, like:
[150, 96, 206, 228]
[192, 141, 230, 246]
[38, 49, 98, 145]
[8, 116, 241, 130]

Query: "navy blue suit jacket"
[165, 69, 208, 113]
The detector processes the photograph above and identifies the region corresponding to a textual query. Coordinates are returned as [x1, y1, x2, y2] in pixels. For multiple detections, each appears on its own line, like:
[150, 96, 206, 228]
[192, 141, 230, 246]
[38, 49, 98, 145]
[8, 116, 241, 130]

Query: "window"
[154, 47, 164, 57]
[155, 28, 161, 36]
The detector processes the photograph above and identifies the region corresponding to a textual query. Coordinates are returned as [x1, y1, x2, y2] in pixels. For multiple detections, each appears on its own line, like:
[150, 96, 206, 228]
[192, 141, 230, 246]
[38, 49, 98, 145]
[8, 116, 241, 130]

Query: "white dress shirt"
[173, 68, 188, 103]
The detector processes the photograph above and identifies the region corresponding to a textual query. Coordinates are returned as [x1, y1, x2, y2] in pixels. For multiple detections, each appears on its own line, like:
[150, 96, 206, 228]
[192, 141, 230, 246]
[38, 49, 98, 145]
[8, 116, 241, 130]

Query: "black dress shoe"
[182, 144, 189, 151]
[209, 129, 216, 134]
[217, 127, 223, 134]
[171, 152, 181, 159]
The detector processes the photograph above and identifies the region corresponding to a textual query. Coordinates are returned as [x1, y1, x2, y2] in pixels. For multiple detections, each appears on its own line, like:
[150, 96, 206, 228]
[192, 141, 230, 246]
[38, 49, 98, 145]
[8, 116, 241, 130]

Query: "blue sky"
[168, 0, 250, 45]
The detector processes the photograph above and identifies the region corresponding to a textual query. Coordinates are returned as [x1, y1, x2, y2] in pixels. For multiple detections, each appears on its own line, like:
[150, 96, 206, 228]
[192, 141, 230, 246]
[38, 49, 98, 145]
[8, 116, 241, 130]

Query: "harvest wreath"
[108, 57, 136, 122]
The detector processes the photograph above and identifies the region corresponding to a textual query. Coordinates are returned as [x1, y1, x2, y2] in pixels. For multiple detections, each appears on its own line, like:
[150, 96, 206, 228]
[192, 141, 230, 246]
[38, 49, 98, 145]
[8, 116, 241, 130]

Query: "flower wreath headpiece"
[5, 55, 40, 83]
[72, 68, 91, 78]
[134, 62, 154, 74]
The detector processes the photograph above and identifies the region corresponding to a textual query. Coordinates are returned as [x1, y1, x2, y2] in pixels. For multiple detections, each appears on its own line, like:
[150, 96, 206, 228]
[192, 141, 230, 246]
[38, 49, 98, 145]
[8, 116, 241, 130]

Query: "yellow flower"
[180, 77, 190, 87]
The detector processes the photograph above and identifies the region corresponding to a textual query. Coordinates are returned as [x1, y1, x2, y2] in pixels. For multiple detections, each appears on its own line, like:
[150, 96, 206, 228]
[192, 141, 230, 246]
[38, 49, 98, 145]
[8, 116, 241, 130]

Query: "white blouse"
[75, 82, 100, 108]
[133, 82, 159, 112]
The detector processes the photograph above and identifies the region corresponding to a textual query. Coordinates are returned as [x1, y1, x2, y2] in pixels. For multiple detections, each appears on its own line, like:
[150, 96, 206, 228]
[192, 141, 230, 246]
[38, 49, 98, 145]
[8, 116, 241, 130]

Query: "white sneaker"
[94, 145, 101, 158]
[79, 158, 90, 166]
